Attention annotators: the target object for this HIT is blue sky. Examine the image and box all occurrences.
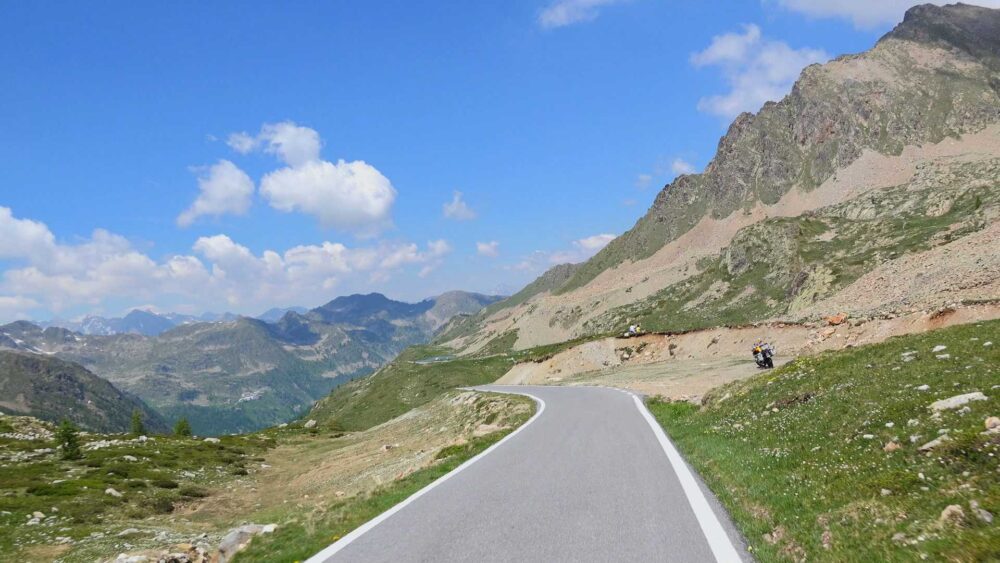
[0,0,966,321]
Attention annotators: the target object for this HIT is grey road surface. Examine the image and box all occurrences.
[310,385,749,563]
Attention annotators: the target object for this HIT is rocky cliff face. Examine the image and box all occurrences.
[443,3,1000,352]
[560,3,1000,294]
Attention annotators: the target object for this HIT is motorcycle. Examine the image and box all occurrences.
[753,342,775,369]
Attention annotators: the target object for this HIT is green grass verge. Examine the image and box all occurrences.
[307,346,517,431]
[648,319,999,561]
[0,427,274,559]
[236,398,535,562]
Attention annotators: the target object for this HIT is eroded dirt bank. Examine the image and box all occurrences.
[496,303,1000,400]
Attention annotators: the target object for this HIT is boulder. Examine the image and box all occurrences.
[986,416,1000,430]
[826,313,848,326]
[918,435,949,452]
[217,523,277,563]
[938,504,966,528]
[203,437,221,444]
[929,392,987,411]
[304,420,317,429]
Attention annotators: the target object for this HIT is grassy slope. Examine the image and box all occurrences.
[596,174,997,334]
[0,351,168,434]
[307,345,516,431]
[0,421,274,561]
[236,395,534,562]
[649,320,999,561]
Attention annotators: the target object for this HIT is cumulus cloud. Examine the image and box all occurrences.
[574,233,616,252]
[226,132,258,154]
[691,24,828,119]
[671,158,695,175]
[538,0,628,28]
[177,160,255,227]
[442,191,477,221]
[260,159,397,235]
[230,121,396,235]
[0,296,40,323]
[0,206,450,317]
[774,0,1000,29]
[476,241,500,258]
[511,233,617,272]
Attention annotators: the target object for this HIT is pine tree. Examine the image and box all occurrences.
[57,420,81,460]
[173,417,192,437]
[131,409,145,436]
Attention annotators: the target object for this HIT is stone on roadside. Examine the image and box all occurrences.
[217,523,277,563]
[918,435,949,452]
[929,392,987,412]
[826,313,848,326]
[938,505,966,528]
[970,500,993,524]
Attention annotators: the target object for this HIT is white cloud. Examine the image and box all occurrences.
[260,159,397,235]
[442,191,477,221]
[476,241,500,257]
[226,132,258,154]
[227,121,396,234]
[634,173,653,189]
[691,24,828,119]
[671,158,695,175]
[380,239,451,269]
[258,122,322,167]
[513,233,616,270]
[0,206,55,260]
[177,160,255,227]
[774,0,1000,29]
[538,0,628,28]
[574,233,616,252]
[0,296,40,323]
[0,206,451,318]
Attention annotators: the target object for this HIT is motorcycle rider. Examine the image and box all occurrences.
[753,340,775,369]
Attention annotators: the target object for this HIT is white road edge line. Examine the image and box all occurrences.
[631,393,744,563]
[305,390,547,563]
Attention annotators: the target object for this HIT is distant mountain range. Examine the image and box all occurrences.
[0,349,167,434]
[42,309,241,336]
[1,291,501,435]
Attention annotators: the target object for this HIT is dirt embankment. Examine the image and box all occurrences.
[180,391,531,525]
[496,303,1000,400]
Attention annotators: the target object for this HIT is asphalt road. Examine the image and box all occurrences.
[309,385,749,563]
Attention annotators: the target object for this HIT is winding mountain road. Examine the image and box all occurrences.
[308,385,749,562]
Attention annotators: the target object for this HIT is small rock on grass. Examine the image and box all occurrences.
[929,392,987,412]
[938,505,965,528]
[105,487,123,498]
[970,501,993,524]
[918,435,949,452]
[883,441,901,453]
[304,419,317,429]
[986,416,1000,430]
